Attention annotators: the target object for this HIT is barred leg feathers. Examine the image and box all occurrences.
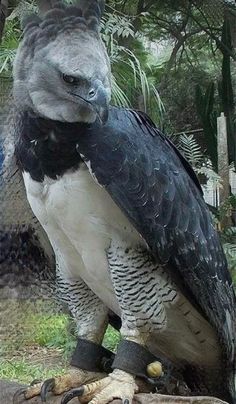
[14,275,110,403]
[56,274,109,343]
[107,243,178,336]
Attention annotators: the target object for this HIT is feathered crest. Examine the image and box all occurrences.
[36,0,104,28]
[78,0,105,20]
[21,0,105,44]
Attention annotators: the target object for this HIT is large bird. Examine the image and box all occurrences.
[2,0,235,403]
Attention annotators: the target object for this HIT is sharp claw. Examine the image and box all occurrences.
[13,388,27,404]
[40,378,56,402]
[30,379,41,386]
[123,400,130,404]
[61,387,84,404]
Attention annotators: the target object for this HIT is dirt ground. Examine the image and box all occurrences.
[0,298,68,384]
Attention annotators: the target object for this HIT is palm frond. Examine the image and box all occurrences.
[102,12,164,118]
[178,133,203,167]
[111,74,131,107]
[222,226,236,243]
[0,48,16,73]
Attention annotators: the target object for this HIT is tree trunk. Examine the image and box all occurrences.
[217,112,231,227]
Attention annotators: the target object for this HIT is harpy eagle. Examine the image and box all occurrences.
[2,0,235,403]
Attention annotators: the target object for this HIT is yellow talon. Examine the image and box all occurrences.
[146,361,163,378]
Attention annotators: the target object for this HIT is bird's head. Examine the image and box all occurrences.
[13,0,111,124]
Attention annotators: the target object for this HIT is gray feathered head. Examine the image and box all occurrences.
[13,0,111,123]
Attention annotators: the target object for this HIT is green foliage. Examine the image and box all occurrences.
[228,195,236,210]
[221,227,236,283]
[193,16,236,172]
[25,313,74,349]
[0,310,72,356]
[0,305,120,384]
[0,20,20,74]
[178,133,203,168]
[178,133,222,188]
[213,196,236,285]
[103,325,121,351]
[102,12,164,122]
[0,1,38,74]
[2,310,119,356]
[220,18,236,167]
[101,14,134,40]
[0,360,65,384]
[195,82,218,170]
[219,194,236,224]
[155,65,216,134]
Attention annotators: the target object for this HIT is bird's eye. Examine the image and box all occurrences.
[62,74,79,84]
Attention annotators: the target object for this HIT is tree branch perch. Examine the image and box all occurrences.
[0,380,228,404]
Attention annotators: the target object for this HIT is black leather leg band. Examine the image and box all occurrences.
[111,340,163,385]
[70,338,115,373]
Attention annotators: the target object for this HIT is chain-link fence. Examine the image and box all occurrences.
[0,75,12,170]
[0,74,12,101]
[0,74,12,121]
[0,3,235,397]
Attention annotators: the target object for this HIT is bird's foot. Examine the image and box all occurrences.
[13,368,105,403]
[61,369,138,404]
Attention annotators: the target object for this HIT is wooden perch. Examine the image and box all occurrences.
[0,380,228,404]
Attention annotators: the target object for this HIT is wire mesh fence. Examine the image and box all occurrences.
[0,75,12,172]
[0,75,11,105]
[0,74,12,125]
[0,2,235,396]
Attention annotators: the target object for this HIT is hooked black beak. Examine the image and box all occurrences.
[69,82,109,125]
[88,84,109,124]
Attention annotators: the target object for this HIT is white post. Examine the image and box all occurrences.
[217,112,230,227]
